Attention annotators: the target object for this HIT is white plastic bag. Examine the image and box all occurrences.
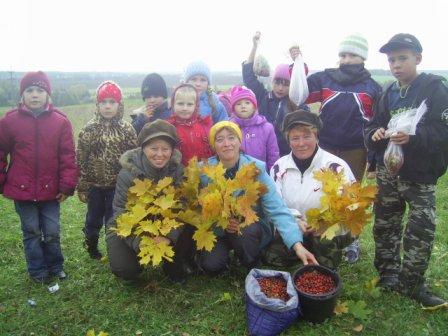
[289,54,309,107]
[383,101,427,175]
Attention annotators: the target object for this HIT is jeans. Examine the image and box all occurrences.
[14,200,64,278]
[84,187,115,240]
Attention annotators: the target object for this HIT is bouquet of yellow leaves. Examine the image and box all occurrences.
[115,176,184,266]
[305,168,377,241]
[178,158,267,252]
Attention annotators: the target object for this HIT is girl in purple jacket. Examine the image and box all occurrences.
[229,86,279,171]
[0,71,78,284]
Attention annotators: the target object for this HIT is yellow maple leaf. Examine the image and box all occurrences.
[203,163,226,184]
[314,168,344,194]
[116,213,138,237]
[153,193,176,210]
[334,301,349,315]
[129,178,152,196]
[86,330,95,336]
[200,189,223,221]
[131,203,149,222]
[153,176,173,194]
[98,332,109,336]
[138,236,174,266]
[158,218,181,236]
[137,219,159,236]
[321,224,340,240]
[193,226,217,251]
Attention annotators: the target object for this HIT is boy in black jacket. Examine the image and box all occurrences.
[365,33,448,309]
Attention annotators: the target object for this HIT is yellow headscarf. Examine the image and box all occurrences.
[208,121,242,150]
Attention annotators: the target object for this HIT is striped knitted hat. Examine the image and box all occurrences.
[339,34,369,60]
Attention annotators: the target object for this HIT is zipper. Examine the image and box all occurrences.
[34,116,39,201]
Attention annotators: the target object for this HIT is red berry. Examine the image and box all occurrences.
[257,277,290,302]
[295,270,336,295]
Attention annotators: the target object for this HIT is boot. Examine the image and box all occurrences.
[400,283,448,310]
[84,236,103,260]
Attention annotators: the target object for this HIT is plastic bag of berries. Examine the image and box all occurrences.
[245,268,301,336]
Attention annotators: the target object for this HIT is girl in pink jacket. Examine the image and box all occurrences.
[0,71,78,283]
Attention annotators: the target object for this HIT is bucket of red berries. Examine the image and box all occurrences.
[292,265,342,323]
[245,269,301,336]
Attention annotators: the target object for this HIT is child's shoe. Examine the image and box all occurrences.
[31,274,51,284]
[402,284,448,310]
[84,237,103,260]
[344,239,360,264]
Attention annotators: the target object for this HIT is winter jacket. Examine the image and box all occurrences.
[242,62,309,156]
[204,154,303,249]
[76,104,137,197]
[364,73,448,184]
[230,113,279,171]
[106,148,184,251]
[168,114,213,166]
[270,147,355,220]
[131,102,172,136]
[290,63,381,151]
[0,103,78,201]
[199,91,228,124]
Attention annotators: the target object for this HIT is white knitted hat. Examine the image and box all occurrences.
[339,34,369,60]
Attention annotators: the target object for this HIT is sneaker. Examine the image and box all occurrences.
[31,275,51,284]
[403,284,448,310]
[377,276,399,291]
[344,239,360,264]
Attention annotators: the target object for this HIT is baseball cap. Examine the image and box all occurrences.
[379,33,423,53]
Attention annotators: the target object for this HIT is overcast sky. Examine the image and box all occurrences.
[1,0,447,74]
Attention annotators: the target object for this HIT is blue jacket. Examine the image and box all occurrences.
[203,154,302,249]
[199,91,228,124]
[131,102,172,136]
[306,67,381,150]
[242,62,309,156]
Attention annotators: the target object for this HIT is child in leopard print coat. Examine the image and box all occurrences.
[77,81,137,259]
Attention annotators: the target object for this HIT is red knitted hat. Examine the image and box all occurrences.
[20,71,51,96]
[97,81,122,103]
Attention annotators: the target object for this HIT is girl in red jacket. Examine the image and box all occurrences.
[0,71,78,284]
[168,84,213,166]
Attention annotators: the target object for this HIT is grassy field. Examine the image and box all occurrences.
[0,99,447,335]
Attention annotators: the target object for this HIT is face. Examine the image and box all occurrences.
[272,79,290,99]
[173,90,196,120]
[233,99,255,119]
[289,47,301,61]
[288,126,318,160]
[143,138,173,168]
[187,75,208,95]
[214,128,241,165]
[98,98,119,119]
[387,49,421,86]
[145,96,165,110]
[339,52,364,65]
[22,86,48,110]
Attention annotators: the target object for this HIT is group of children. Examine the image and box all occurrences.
[1,32,447,309]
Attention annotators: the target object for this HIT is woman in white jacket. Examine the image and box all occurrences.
[268,110,355,268]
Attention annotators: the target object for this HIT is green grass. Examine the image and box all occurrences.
[0,98,447,335]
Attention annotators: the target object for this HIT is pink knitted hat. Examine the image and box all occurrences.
[230,86,258,111]
[273,64,291,81]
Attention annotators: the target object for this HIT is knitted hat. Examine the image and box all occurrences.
[20,71,51,96]
[96,81,122,103]
[339,34,369,60]
[273,64,291,81]
[282,110,322,133]
[138,119,179,148]
[184,61,212,83]
[209,121,242,150]
[141,73,168,99]
[379,33,422,54]
[229,86,258,112]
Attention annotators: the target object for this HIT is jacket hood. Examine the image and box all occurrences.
[119,147,182,180]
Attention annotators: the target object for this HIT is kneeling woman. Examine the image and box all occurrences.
[270,111,355,268]
[198,121,317,273]
[106,120,191,282]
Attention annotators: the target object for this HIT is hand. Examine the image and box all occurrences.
[226,217,240,234]
[253,31,261,47]
[145,104,155,118]
[56,193,68,203]
[297,219,315,236]
[293,242,319,265]
[78,192,88,203]
[290,48,302,61]
[372,127,386,142]
[390,131,410,145]
[152,236,171,245]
